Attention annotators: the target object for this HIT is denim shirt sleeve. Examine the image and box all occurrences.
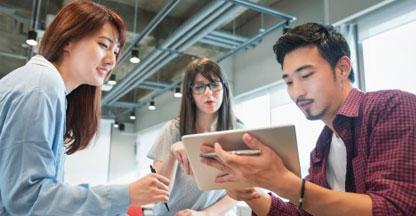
[0,88,130,215]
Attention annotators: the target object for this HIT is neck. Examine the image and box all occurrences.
[196,111,217,133]
[322,83,353,131]
[54,61,80,93]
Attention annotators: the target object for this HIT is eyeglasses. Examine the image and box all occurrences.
[191,82,223,95]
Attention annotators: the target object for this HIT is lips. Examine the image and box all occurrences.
[97,67,110,77]
[205,100,215,106]
[296,99,313,110]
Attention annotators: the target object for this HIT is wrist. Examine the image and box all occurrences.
[270,172,301,203]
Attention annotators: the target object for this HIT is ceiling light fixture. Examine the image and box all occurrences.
[129,111,136,120]
[119,123,125,131]
[108,74,117,85]
[26,30,38,46]
[129,47,140,64]
[174,86,182,98]
[148,99,156,111]
[129,0,140,64]
[113,121,120,128]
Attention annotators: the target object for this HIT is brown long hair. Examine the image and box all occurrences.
[179,57,237,136]
[39,0,126,154]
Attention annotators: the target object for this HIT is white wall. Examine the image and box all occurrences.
[135,122,166,178]
[64,119,112,186]
[108,123,138,184]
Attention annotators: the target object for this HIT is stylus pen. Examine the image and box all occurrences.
[149,165,170,212]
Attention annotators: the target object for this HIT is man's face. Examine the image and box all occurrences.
[281,46,346,123]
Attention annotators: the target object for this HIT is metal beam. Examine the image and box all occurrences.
[217,20,288,62]
[199,38,235,49]
[115,0,180,69]
[111,101,139,109]
[209,30,248,43]
[0,5,31,25]
[102,0,233,105]
[203,34,241,47]
[139,81,170,90]
[225,0,296,21]
[0,51,27,60]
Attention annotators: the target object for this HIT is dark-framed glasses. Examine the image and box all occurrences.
[191,82,223,94]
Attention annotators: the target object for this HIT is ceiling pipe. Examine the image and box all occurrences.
[225,0,296,21]
[199,38,236,49]
[139,81,170,90]
[106,2,240,106]
[218,20,289,62]
[203,34,242,47]
[209,30,248,43]
[104,0,297,117]
[102,0,230,105]
[115,0,180,68]
[112,4,246,116]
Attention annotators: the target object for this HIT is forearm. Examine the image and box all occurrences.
[246,193,272,216]
[204,195,237,216]
[153,152,177,180]
[274,177,372,216]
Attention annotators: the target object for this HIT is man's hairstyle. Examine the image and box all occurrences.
[273,22,354,82]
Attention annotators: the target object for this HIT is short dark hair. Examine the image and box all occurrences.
[273,22,354,82]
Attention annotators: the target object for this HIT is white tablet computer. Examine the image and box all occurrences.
[182,125,300,190]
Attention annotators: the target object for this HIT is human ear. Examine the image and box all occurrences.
[336,56,351,80]
[63,41,73,53]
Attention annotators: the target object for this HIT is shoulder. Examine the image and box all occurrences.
[362,90,416,122]
[157,118,180,139]
[163,118,180,132]
[364,90,416,109]
[0,62,66,100]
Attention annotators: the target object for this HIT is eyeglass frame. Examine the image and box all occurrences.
[190,81,224,95]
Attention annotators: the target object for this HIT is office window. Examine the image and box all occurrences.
[362,13,416,94]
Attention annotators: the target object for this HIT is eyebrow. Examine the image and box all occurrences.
[98,36,121,47]
[281,65,314,79]
[98,36,114,43]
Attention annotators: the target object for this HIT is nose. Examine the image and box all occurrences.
[104,50,117,69]
[291,80,306,99]
[203,85,214,95]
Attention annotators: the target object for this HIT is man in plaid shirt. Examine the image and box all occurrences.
[201,22,416,215]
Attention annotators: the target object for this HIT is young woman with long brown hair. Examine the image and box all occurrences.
[0,1,169,215]
[147,57,241,216]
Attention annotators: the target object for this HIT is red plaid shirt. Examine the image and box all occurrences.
[258,89,416,215]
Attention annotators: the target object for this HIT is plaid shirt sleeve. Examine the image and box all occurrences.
[251,193,312,216]
[365,92,416,215]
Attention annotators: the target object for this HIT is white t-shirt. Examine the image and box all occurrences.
[326,133,347,191]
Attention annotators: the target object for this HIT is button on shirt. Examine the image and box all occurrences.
[257,89,416,216]
[0,55,129,215]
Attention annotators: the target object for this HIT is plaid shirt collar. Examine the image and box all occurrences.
[313,88,363,163]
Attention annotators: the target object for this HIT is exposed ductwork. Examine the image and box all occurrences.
[102,0,296,117]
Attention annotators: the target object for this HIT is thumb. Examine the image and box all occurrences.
[242,133,266,150]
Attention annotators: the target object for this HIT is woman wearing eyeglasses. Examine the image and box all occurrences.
[147,57,241,216]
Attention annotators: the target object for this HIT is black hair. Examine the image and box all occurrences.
[273,22,354,82]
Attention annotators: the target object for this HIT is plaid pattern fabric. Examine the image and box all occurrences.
[256,89,416,216]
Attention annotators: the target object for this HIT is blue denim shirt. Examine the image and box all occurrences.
[0,55,129,215]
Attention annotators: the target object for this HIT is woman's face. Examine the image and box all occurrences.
[191,73,224,115]
[63,22,120,88]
